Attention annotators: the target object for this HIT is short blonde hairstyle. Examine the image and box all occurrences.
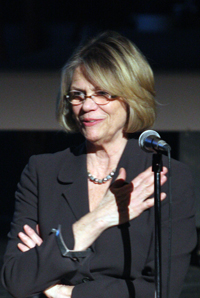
[57,31,156,133]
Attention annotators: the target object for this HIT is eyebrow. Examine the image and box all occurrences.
[70,88,85,92]
[70,86,102,92]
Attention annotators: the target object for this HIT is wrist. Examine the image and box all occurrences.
[52,225,92,259]
[72,210,108,251]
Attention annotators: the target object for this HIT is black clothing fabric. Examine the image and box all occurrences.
[1,138,197,298]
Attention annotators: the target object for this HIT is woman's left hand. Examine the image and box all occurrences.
[17,224,43,251]
[44,284,74,298]
[17,225,74,298]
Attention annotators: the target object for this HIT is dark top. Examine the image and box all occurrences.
[1,138,197,298]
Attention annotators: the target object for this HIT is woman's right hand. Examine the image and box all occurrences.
[72,166,167,251]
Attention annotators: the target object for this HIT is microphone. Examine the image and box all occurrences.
[138,130,171,153]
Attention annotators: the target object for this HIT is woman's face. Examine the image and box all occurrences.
[71,67,128,146]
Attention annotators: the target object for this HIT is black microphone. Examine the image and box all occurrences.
[138,130,171,153]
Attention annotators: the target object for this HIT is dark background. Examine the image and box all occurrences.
[0,0,200,71]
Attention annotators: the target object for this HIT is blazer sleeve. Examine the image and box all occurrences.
[1,156,90,298]
[71,161,197,298]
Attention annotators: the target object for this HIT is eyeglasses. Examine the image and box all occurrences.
[65,90,117,106]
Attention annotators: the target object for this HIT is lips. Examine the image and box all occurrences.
[81,118,103,126]
[84,120,95,123]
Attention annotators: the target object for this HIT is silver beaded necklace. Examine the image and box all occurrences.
[87,169,116,184]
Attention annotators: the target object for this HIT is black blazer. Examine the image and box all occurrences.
[1,138,197,298]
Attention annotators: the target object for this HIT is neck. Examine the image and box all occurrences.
[86,136,128,178]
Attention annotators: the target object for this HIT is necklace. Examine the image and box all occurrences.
[87,169,116,184]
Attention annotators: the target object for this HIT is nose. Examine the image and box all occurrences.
[81,96,98,111]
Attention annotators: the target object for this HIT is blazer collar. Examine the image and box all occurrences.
[58,142,87,184]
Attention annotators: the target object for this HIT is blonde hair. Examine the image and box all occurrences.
[57,31,156,133]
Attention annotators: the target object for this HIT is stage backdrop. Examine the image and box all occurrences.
[0,72,200,131]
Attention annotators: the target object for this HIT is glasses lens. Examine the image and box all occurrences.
[93,91,112,105]
[68,91,84,105]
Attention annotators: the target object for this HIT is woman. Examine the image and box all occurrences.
[2,31,196,298]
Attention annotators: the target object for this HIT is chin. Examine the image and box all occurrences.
[83,132,104,144]
[82,129,101,141]
[85,136,103,145]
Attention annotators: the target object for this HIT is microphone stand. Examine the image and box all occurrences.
[152,153,163,298]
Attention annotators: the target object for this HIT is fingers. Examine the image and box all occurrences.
[113,166,167,192]
[135,166,167,181]
[17,225,43,252]
[142,192,167,210]
[110,168,133,201]
[132,166,151,188]
[126,167,168,220]
[132,166,167,191]
[112,166,167,210]
[44,284,74,298]
[17,242,30,252]
[118,168,126,180]
[18,230,37,250]
[112,167,127,188]
[36,224,40,235]
[23,225,43,246]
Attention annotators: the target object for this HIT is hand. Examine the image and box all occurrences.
[98,166,168,227]
[72,166,167,251]
[44,284,74,298]
[17,224,43,252]
[17,225,74,298]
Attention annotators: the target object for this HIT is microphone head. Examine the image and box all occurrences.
[138,130,161,152]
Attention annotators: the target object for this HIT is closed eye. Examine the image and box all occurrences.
[95,90,110,96]
[70,90,85,98]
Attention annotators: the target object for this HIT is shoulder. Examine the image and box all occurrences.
[126,136,193,183]
[162,155,194,186]
[30,147,70,165]
[26,142,86,175]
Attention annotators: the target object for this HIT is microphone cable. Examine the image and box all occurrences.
[166,147,172,298]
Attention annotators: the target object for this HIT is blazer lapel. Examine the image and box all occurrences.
[57,143,89,220]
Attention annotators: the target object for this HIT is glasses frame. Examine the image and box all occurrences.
[65,90,117,106]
